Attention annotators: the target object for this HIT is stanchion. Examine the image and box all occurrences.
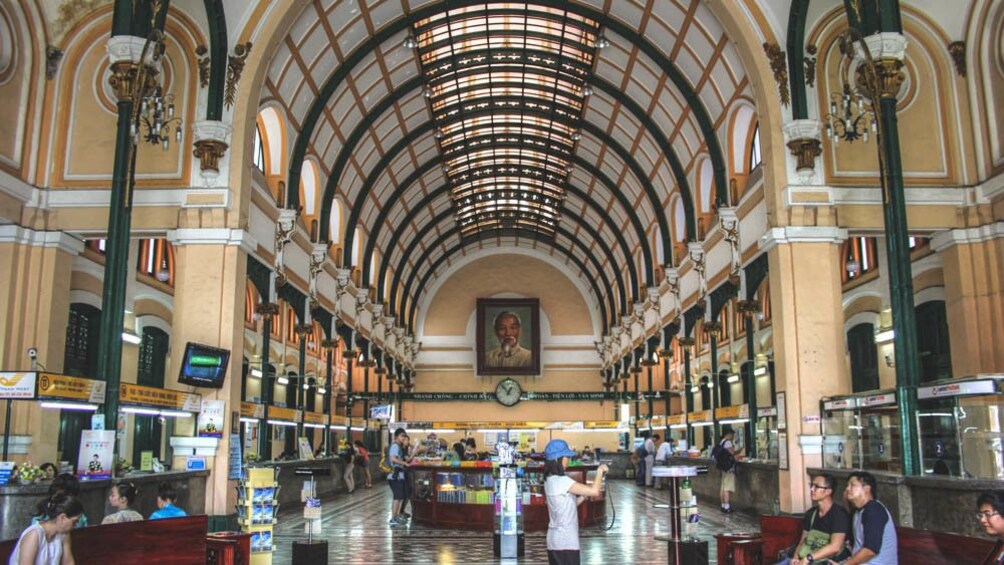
[292,467,329,564]
[652,466,709,565]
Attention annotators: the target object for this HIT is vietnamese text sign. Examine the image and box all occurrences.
[228,433,242,480]
[0,372,36,399]
[37,373,105,403]
[303,411,327,426]
[240,402,265,419]
[268,405,301,422]
[120,383,201,412]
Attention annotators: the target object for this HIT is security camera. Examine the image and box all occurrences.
[27,347,38,360]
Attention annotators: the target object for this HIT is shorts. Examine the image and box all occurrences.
[388,478,407,500]
[721,470,735,492]
[548,550,581,565]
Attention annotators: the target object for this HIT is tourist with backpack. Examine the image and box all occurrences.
[387,428,411,526]
[713,427,741,513]
[632,440,648,487]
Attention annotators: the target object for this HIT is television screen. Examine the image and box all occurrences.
[370,404,393,420]
[178,342,231,388]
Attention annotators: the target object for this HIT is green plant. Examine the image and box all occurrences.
[114,458,133,476]
[14,461,44,483]
[244,452,261,464]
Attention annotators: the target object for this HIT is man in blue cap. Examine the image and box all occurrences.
[543,439,608,565]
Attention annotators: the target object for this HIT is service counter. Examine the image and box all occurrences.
[409,463,607,532]
[665,455,779,515]
[263,457,377,505]
[0,469,208,542]
[807,466,1003,537]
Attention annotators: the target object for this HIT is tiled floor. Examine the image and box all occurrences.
[272,480,759,564]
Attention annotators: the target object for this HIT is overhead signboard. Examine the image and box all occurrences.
[0,372,37,399]
[918,379,999,399]
[303,411,328,426]
[268,406,301,422]
[860,392,896,407]
[240,402,265,419]
[37,373,105,403]
[667,414,687,427]
[823,398,858,411]
[350,391,619,402]
[120,383,201,412]
[687,410,711,423]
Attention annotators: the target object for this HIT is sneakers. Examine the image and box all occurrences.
[720,506,733,514]
[399,512,411,519]
[388,518,401,526]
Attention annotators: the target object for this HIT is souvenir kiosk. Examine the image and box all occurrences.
[916,374,1004,479]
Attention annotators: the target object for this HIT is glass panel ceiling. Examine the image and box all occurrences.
[413,3,601,237]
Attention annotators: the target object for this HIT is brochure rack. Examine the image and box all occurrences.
[237,467,280,565]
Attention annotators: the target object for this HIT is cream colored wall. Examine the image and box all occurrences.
[0,3,29,173]
[421,254,592,336]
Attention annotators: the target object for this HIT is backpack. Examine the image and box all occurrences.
[634,444,648,459]
[713,440,735,471]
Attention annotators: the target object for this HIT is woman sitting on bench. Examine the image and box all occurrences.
[8,493,82,565]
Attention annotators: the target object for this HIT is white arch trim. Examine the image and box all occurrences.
[136,315,173,337]
[914,286,946,306]
[415,246,602,337]
[844,311,880,334]
[841,289,883,310]
[69,290,101,310]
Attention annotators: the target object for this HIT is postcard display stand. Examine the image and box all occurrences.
[493,443,524,558]
[237,467,280,565]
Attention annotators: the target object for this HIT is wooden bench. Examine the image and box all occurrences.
[759,514,996,564]
[0,515,207,565]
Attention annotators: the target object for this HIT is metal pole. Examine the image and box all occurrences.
[710,333,720,446]
[297,336,306,450]
[647,365,654,420]
[2,399,11,460]
[683,344,693,448]
[260,315,272,460]
[744,313,757,459]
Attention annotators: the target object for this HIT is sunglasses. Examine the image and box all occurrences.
[808,483,831,491]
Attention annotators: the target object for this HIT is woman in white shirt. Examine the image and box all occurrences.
[542,439,608,565]
[9,493,81,565]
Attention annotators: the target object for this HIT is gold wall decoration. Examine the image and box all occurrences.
[192,139,228,172]
[786,138,822,173]
[195,45,210,88]
[804,44,817,88]
[224,41,253,109]
[947,41,966,77]
[763,42,790,106]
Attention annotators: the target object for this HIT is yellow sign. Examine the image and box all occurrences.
[650,415,666,428]
[303,411,327,425]
[714,404,750,420]
[328,414,349,427]
[0,371,37,399]
[667,413,686,426]
[688,410,711,422]
[119,383,201,411]
[268,406,300,422]
[583,421,622,429]
[636,418,650,429]
[140,451,153,472]
[240,402,265,419]
[37,373,105,403]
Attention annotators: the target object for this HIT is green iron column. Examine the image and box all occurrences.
[741,304,758,459]
[709,329,720,446]
[849,0,920,475]
[258,309,274,460]
[296,327,307,446]
[99,1,170,433]
[681,338,695,447]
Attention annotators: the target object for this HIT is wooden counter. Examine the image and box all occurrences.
[408,463,607,532]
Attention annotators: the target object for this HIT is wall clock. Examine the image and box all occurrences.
[494,378,522,407]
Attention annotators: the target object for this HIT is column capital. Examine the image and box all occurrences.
[783,119,822,142]
[859,32,908,62]
[930,222,1004,252]
[0,225,85,255]
[758,226,848,253]
[166,228,257,254]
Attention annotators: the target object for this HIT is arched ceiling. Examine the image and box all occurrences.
[263,0,754,335]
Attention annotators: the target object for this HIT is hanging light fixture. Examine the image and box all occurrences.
[155,252,170,282]
[402,35,418,49]
[595,35,610,49]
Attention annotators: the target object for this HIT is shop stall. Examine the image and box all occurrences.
[1,372,106,460]
[754,406,779,462]
[666,413,688,449]
[687,409,713,453]
[410,461,606,531]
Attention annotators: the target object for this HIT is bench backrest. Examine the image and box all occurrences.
[759,513,996,565]
[0,515,207,565]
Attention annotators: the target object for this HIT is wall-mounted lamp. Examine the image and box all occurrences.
[753,366,768,377]
[885,353,895,368]
[875,329,895,344]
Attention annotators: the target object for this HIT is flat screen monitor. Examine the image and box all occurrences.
[178,342,230,388]
[370,404,393,420]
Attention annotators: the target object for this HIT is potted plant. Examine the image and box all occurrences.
[14,461,44,485]
[114,458,133,478]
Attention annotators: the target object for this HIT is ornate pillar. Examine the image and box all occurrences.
[931,223,1004,375]
[192,120,232,185]
[784,119,823,182]
[760,226,851,513]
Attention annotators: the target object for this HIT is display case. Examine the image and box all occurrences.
[821,389,900,472]
[917,375,1004,479]
[754,407,779,462]
[409,463,605,532]
[494,464,524,558]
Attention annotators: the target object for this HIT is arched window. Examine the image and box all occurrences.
[253,124,265,173]
[841,237,879,283]
[329,201,343,244]
[847,323,879,392]
[134,327,168,467]
[748,123,762,171]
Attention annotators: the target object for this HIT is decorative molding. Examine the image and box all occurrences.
[26,187,230,209]
[758,226,848,252]
[787,139,822,175]
[165,228,258,254]
[804,44,817,88]
[783,185,975,208]
[224,42,252,109]
[195,45,210,88]
[947,41,966,78]
[273,209,298,288]
[0,225,85,255]
[930,222,1004,252]
[859,32,908,62]
[763,42,790,106]
[169,436,219,457]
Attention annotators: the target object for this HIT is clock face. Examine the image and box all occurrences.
[494,378,522,407]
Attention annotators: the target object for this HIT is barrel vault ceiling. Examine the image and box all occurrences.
[262,0,753,332]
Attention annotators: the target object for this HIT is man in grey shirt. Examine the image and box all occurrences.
[843,471,898,564]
